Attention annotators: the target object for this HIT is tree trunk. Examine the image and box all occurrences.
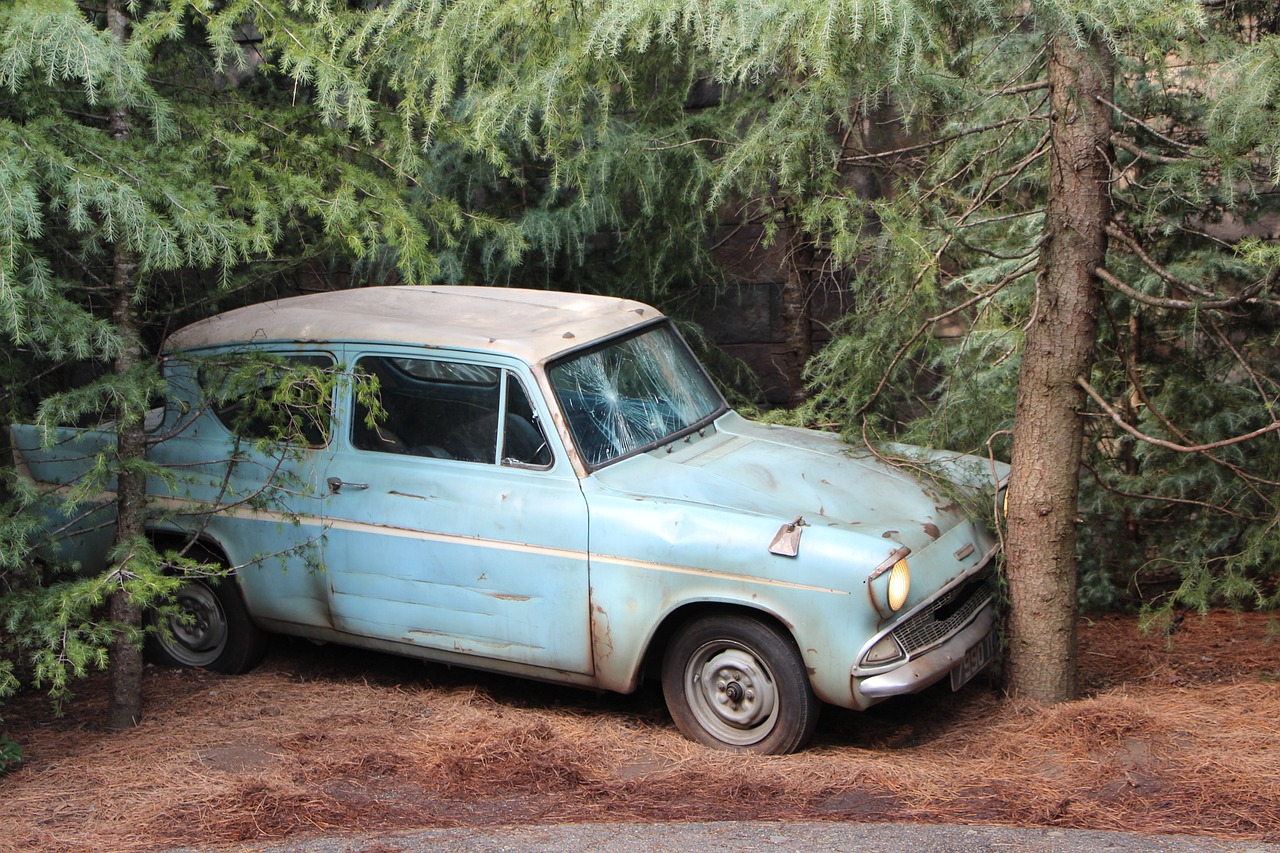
[105,0,146,731]
[1003,32,1113,703]
[106,240,146,730]
[779,225,815,407]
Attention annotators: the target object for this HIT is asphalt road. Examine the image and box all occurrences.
[164,821,1279,852]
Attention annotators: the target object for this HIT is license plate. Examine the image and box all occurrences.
[950,629,997,691]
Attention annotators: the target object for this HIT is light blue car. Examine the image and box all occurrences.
[12,286,1007,754]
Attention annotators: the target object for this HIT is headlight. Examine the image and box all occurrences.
[868,547,911,618]
[888,558,910,611]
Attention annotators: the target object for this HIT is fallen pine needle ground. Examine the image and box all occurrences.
[1,610,1277,852]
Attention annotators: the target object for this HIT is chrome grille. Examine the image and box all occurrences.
[891,573,992,656]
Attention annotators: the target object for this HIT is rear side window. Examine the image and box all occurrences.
[198,353,337,447]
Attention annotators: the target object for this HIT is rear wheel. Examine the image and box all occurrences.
[662,613,819,754]
[145,573,266,674]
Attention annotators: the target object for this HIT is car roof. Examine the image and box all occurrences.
[163,286,662,364]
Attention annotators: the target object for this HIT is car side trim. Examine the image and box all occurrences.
[152,495,851,596]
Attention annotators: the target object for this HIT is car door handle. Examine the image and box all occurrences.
[327,476,369,494]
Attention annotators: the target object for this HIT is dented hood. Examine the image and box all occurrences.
[589,412,987,554]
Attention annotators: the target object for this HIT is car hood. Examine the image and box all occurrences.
[589,412,999,555]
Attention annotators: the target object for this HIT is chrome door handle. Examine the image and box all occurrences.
[327,476,369,494]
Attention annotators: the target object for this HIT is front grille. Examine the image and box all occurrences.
[890,572,992,657]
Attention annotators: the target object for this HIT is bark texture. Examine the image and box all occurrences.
[106,240,146,731]
[1004,33,1114,703]
[105,0,146,731]
[779,226,815,407]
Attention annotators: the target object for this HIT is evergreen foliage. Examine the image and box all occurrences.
[784,4,1280,618]
[0,0,434,726]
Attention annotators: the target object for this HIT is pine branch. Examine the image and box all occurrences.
[1207,317,1278,405]
[1094,265,1269,310]
[838,117,1039,166]
[1078,375,1280,453]
[1101,303,1277,498]
[1105,223,1223,298]
[988,81,1049,96]
[855,257,1035,418]
[1110,133,1192,165]
[1080,458,1259,520]
[1095,94,1194,151]
[928,123,1049,211]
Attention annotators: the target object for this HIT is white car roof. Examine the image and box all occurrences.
[163,286,662,364]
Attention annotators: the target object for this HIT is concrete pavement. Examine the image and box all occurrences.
[163,820,1280,852]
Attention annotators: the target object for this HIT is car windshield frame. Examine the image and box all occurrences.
[547,320,728,470]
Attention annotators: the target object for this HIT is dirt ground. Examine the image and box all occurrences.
[1,610,1278,852]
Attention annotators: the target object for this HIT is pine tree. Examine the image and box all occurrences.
[794,2,1280,697]
[0,0,434,726]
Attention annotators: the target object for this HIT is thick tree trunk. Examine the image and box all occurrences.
[1003,33,1113,703]
[105,0,146,731]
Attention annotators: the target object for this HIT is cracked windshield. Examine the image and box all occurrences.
[548,323,723,468]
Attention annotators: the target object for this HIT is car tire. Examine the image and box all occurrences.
[662,613,819,754]
[145,574,267,674]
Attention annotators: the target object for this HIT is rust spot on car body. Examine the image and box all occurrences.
[923,522,941,540]
[591,601,614,662]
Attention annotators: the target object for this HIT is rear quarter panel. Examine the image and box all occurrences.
[10,424,119,572]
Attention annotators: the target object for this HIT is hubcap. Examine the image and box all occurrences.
[160,582,228,666]
[686,644,778,746]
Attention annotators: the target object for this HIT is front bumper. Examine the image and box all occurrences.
[853,597,997,704]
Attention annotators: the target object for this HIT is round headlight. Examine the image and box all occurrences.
[868,547,912,618]
[888,558,910,612]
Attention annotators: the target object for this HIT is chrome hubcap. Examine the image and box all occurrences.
[687,644,778,745]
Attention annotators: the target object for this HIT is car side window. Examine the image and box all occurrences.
[198,353,336,447]
[351,356,551,468]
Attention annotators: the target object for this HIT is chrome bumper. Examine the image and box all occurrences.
[853,599,997,702]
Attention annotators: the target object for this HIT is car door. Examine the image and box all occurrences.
[152,348,340,630]
[321,349,594,675]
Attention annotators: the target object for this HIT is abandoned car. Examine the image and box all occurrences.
[12,286,1007,754]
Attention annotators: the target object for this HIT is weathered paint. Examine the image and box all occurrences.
[12,286,1007,716]
[162,286,655,367]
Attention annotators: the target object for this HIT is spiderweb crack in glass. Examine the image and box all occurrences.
[549,324,722,467]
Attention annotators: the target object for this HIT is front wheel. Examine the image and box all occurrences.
[662,613,819,754]
[145,575,267,674]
